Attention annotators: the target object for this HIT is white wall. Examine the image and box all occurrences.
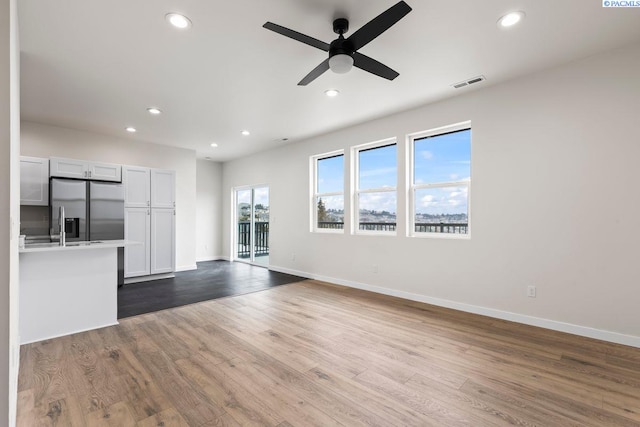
[196,159,223,261]
[20,122,198,271]
[222,43,640,346]
[2,0,20,424]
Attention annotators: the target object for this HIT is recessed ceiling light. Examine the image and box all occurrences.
[325,89,340,97]
[147,107,162,115]
[498,11,525,28]
[210,143,218,148]
[241,130,251,136]
[125,127,137,133]
[205,157,212,160]
[165,13,192,29]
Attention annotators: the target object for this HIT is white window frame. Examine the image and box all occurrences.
[408,121,471,239]
[351,138,398,236]
[311,150,345,233]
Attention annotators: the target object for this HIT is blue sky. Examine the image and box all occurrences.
[316,129,470,215]
[317,154,344,194]
[414,129,471,185]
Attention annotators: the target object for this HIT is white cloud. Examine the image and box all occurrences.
[359,167,397,178]
[421,151,434,160]
[419,194,436,208]
[359,192,397,212]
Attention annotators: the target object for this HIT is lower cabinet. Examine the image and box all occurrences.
[125,207,175,279]
[124,208,150,277]
[151,208,176,274]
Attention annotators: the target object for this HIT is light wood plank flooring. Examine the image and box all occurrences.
[17,280,640,426]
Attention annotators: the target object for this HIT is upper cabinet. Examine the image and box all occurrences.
[151,169,175,208]
[49,157,86,179]
[89,162,122,182]
[50,157,121,182]
[123,166,150,208]
[20,156,49,206]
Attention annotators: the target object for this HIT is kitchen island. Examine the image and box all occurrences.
[19,240,130,344]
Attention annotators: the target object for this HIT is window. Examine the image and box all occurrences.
[409,123,471,237]
[312,151,344,232]
[353,139,397,234]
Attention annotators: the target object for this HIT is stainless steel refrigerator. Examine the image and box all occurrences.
[50,178,125,284]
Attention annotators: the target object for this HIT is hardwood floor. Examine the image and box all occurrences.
[118,261,305,318]
[18,280,640,426]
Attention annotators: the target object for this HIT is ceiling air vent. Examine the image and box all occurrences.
[452,75,486,89]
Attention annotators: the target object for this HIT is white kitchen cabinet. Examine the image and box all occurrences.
[50,157,86,179]
[20,156,49,206]
[124,168,176,281]
[89,161,122,182]
[124,207,151,278]
[150,208,175,274]
[50,157,121,182]
[151,169,175,208]
[123,166,150,208]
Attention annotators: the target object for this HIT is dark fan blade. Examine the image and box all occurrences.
[298,59,330,86]
[263,22,330,52]
[353,52,399,80]
[347,1,412,52]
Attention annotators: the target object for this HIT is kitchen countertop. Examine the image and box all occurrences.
[19,239,134,253]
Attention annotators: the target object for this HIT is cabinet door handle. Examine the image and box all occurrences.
[173,210,175,216]
[147,210,150,215]
[147,200,150,206]
[89,170,92,178]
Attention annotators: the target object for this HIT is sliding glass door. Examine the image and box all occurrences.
[235,186,269,267]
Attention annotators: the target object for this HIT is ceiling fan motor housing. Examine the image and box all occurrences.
[329,37,354,58]
[330,19,353,59]
[333,18,349,35]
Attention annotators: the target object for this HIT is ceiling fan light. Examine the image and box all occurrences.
[329,54,354,74]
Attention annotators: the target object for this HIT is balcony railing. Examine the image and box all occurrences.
[238,221,468,257]
[318,222,468,234]
[237,221,269,258]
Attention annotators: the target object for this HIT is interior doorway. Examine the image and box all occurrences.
[235,186,269,267]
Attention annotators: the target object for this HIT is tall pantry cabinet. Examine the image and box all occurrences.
[123,166,176,280]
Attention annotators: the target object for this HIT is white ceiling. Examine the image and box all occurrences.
[18,1,640,161]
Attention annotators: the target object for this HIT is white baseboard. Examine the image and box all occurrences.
[20,321,119,345]
[176,264,197,272]
[269,265,640,349]
[196,256,227,262]
[124,273,175,284]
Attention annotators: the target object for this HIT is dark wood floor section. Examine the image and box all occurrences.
[117,260,305,318]
[19,280,640,426]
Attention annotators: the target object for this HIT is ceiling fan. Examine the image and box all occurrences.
[263,1,412,86]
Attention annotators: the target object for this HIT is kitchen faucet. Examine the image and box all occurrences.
[59,205,66,246]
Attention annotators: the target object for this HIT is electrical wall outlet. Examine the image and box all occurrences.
[291,253,296,262]
[372,264,378,274]
[527,286,537,298]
